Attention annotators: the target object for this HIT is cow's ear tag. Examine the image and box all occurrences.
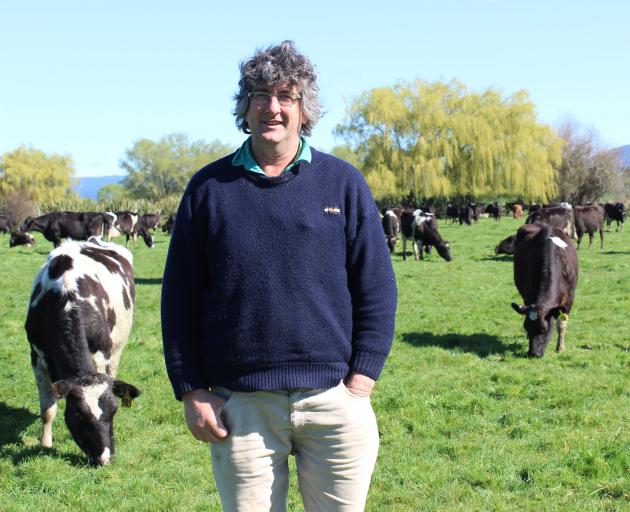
[122,389,133,407]
[559,313,569,322]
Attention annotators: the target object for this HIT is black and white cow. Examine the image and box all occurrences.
[511,223,578,357]
[25,238,140,466]
[525,205,576,240]
[400,209,452,261]
[140,213,160,231]
[20,212,112,248]
[381,209,400,253]
[108,211,154,248]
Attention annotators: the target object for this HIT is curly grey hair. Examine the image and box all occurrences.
[233,40,322,137]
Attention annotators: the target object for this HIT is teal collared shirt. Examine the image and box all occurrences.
[231,137,312,175]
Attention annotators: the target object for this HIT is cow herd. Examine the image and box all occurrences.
[0,210,177,249]
[382,200,627,357]
[2,197,625,467]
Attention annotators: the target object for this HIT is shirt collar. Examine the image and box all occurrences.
[231,137,311,175]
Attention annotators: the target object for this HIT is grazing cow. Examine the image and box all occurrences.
[0,214,11,235]
[446,204,459,223]
[472,203,485,221]
[511,223,578,357]
[512,204,523,219]
[573,204,605,249]
[25,238,140,466]
[162,213,176,235]
[109,212,154,248]
[603,202,626,232]
[525,206,576,240]
[10,232,36,247]
[458,205,474,225]
[400,209,451,261]
[140,213,160,231]
[381,209,399,253]
[485,202,501,221]
[495,234,515,255]
[20,212,112,248]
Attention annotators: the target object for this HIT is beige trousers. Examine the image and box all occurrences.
[210,380,380,512]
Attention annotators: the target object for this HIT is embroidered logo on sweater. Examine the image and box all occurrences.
[323,206,341,215]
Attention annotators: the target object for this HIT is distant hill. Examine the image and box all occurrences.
[74,175,124,199]
[612,145,630,168]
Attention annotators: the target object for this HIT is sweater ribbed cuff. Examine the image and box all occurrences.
[349,350,388,381]
[167,366,208,401]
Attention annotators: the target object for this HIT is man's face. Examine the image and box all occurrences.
[245,82,303,151]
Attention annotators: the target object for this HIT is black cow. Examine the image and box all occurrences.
[400,209,451,261]
[573,204,605,249]
[511,223,578,357]
[25,238,140,466]
[495,234,515,255]
[446,204,459,223]
[10,232,36,247]
[0,214,11,235]
[108,211,154,248]
[20,212,112,248]
[603,202,626,232]
[525,206,576,240]
[458,205,474,225]
[162,213,176,235]
[485,202,501,221]
[472,203,485,221]
[381,209,400,254]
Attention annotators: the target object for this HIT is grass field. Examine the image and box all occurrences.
[0,217,628,511]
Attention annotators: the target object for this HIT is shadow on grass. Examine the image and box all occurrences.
[1,444,86,467]
[0,402,87,467]
[135,277,162,285]
[480,255,513,262]
[0,402,38,447]
[602,251,630,255]
[402,331,523,357]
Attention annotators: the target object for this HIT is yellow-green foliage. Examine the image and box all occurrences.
[336,80,562,201]
[120,133,235,200]
[0,146,76,203]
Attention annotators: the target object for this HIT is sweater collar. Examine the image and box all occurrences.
[231,136,312,175]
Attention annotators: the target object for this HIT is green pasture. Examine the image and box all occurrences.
[0,217,628,511]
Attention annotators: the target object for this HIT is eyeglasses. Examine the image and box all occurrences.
[247,91,302,107]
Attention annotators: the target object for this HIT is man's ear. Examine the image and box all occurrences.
[511,303,527,315]
[51,380,73,400]
[112,380,141,407]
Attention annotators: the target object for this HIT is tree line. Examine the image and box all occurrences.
[1,79,627,223]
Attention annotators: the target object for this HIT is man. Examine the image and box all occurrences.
[162,41,397,511]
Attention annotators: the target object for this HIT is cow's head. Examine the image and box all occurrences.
[511,303,565,357]
[10,232,36,247]
[19,217,34,233]
[52,373,140,466]
[138,227,154,248]
[436,241,452,262]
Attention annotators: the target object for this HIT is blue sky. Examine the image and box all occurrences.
[1,1,628,177]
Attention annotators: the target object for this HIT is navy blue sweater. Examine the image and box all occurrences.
[161,148,397,400]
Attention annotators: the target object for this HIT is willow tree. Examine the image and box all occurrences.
[120,133,235,199]
[335,80,561,202]
[0,146,76,204]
